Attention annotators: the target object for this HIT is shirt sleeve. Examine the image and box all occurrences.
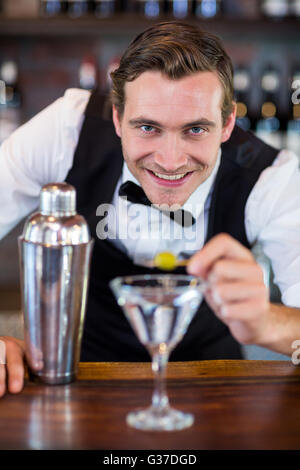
[245,149,300,308]
[0,88,90,240]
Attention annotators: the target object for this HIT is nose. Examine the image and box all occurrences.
[153,133,188,172]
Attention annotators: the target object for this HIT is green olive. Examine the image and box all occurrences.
[154,252,177,271]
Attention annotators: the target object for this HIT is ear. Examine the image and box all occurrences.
[112,105,122,138]
[221,102,237,143]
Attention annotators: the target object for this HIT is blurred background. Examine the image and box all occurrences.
[0,0,299,358]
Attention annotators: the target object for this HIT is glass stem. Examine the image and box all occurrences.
[151,347,169,411]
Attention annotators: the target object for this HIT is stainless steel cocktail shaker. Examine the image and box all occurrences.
[18,183,94,384]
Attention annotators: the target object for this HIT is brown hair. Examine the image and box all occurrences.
[110,21,234,126]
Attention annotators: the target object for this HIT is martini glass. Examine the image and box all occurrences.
[110,274,205,431]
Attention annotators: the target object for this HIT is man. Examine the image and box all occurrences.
[0,21,300,398]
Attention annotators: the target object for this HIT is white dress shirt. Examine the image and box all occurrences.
[0,88,300,308]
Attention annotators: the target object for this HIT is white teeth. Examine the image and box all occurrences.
[153,172,187,180]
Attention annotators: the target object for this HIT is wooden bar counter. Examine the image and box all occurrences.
[0,360,300,450]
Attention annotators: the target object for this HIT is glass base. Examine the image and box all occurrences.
[28,369,76,385]
[126,406,194,431]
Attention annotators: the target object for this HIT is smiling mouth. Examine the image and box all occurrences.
[145,169,194,187]
[149,170,191,181]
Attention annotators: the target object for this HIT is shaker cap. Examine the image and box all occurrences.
[40,183,76,216]
[21,182,90,245]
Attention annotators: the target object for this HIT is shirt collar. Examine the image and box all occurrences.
[122,162,140,187]
[121,148,222,220]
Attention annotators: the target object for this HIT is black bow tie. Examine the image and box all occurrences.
[118,181,195,228]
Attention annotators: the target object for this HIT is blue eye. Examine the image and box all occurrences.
[190,127,203,135]
[141,125,154,133]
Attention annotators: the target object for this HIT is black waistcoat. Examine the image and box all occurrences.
[65,90,279,362]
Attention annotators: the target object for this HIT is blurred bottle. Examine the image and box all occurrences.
[166,0,193,19]
[286,67,300,159]
[0,61,21,109]
[136,0,162,17]
[0,61,21,145]
[222,0,259,18]
[79,56,98,90]
[233,66,253,132]
[4,0,40,17]
[66,0,90,17]
[105,56,120,90]
[261,0,289,19]
[255,66,283,149]
[94,0,117,16]
[290,0,300,18]
[195,0,222,18]
[100,57,120,120]
[40,0,65,16]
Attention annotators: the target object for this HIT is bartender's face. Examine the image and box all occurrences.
[112,70,236,207]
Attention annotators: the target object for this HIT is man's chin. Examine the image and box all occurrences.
[144,191,189,209]
[140,168,199,207]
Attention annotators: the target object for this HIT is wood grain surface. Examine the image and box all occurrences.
[1,360,300,450]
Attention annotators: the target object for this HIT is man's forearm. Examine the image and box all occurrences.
[257,303,300,357]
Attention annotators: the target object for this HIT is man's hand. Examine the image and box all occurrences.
[0,336,25,398]
[187,233,271,346]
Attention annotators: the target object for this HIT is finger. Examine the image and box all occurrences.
[0,338,7,397]
[207,259,265,284]
[210,281,268,305]
[0,364,6,398]
[5,340,25,394]
[187,233,254,278]
[221,298,269,321]
[26,343,44,371]
[24,331,43,370]
[204,287,224,320]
